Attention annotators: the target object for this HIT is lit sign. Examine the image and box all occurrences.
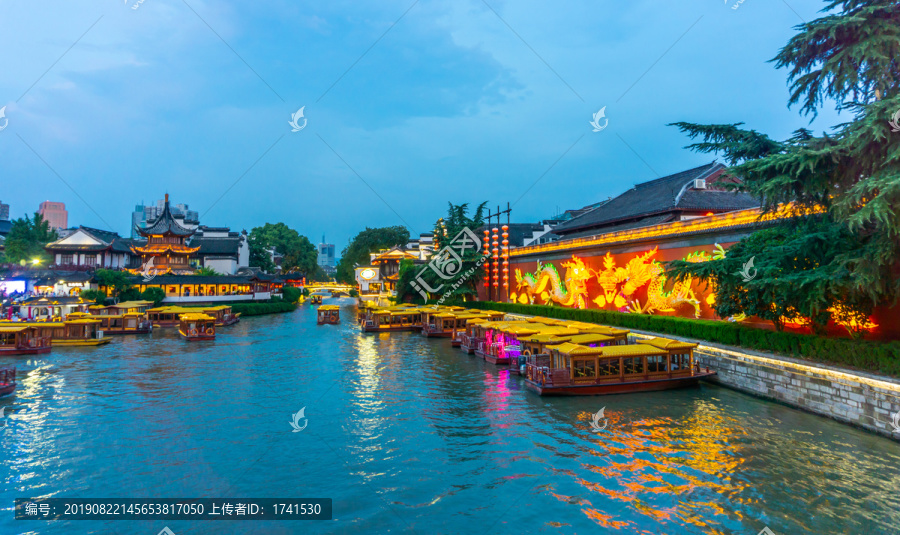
[360,268,376,280]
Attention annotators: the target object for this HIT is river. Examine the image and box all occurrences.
[2,300,899,534]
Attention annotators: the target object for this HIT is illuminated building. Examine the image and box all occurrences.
[130,194,200,276]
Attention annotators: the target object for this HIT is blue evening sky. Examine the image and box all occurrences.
[1,0,842,254]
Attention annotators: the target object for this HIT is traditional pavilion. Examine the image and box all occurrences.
[130,194,200,276]
[370,246,419,294]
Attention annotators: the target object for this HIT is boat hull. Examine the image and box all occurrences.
[484,354,510,365]
[51,338,111,346]
[178,330,215,341]
[524,372,717,396]
[0,346,51,356]
[0,383,15,397]
[363,325,421,333]
[104,327,153,334]
[450,340,461,348]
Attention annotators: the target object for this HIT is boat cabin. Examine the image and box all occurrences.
[201,305,241,326]
[179,313,216,341]
[525,337,712,396]
[423,312,460,337]
[317,305,340,325]
[363,308,423,333]
[85,310,152,334]
[0,325,51,355]
[147,306,198,327]
[19,318,109,346]
[310,295,323,305]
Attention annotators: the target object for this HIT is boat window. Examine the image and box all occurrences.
[623,357,643,375]
[647,355,668,372]
[598,358,618,376]
[573,359,596,379]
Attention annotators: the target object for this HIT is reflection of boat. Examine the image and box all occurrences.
[12,318,110,346]
[524,337,715,396]
[317,305,340,325]
[178,313,216,341]
[0,367,15,397]
[0,325,51,355]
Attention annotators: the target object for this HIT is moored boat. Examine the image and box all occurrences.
[0,325,51,355]
[178,313,216,341]
[13,318,110,346]
[524,337,715,396]
[317,305,340,325]
[201,305,241,326]
[362,307,423,333]
[0,366,16,397]
[146,306,199,328]
[310,295,323,305]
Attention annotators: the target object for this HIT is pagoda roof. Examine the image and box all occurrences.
[137,195,195,237]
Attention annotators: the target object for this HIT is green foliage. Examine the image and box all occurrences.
[464,301,900,377]
[668,218,870,333]
[119,287,143,302]
[394,258,426,304]
[141,287,166,306]
[281,286,303,303]
[668,0,900,318]
[231,301,297,316]
[335,226,410,284]
[348,289,359,297]
[3,213,57,265]
[248,223,318,275]
[194,266,221,276]
[407,202,488,303]
[80,289,107,305]
[93,269,135,299]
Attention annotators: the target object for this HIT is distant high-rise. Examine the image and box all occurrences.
[318,235,336,274]
[38,201,67,230]
[0,200,9,221]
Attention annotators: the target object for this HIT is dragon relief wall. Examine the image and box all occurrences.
[508,244,734,320]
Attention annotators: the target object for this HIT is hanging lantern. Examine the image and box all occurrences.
[483,230,491,288]
[492,227,500,287]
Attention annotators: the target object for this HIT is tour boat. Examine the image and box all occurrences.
[0,325,51,355]
[178,313,216,341]
[201,305,241,326]
[0,367,16,397]
[471,321,533,359]
[81,311,152,334]
[317,305,340,325]
[14,318,110,346]
[146,306,198,328]
[524,337,715,396]
[310,295,323,305]
[363,308,423,333]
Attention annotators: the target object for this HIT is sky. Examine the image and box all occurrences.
[1,0,844,256]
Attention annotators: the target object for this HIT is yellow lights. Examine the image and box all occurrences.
[511,205,823,257]
[32,259,41,265]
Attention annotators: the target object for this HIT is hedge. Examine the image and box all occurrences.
[461,301,900,377]
[231,301,298,316]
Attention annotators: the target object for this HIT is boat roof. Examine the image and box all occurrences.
[0,325,33,333]
[319,305,340,311]
[520,332,573,343]
[579,326,631,336]
[202,305,232,311]
[600,344,668,357]
[108,300,154,308]
[180,313,215,321]
[547,342,606,356]
[148,306,200,313]
[638,337,698,350]
[566,333,615,344]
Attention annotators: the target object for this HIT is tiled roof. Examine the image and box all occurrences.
[553,162,759,236]
[191,237,241,256]
[138,197,195,237]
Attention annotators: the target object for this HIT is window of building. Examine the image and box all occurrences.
[83,256,97,266]
[60,254,73,265]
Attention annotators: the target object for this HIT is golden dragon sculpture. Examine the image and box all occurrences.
[514,256,591,309]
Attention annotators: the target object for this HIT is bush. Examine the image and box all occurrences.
[141,287,166,306]
[464,301,900,377]
[232,301,297,316]
[282,286,303,303]
[119,287,142,302]
[349,289,359,297]
[80,289,107,305]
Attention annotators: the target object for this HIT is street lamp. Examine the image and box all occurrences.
[31,259,41,265]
